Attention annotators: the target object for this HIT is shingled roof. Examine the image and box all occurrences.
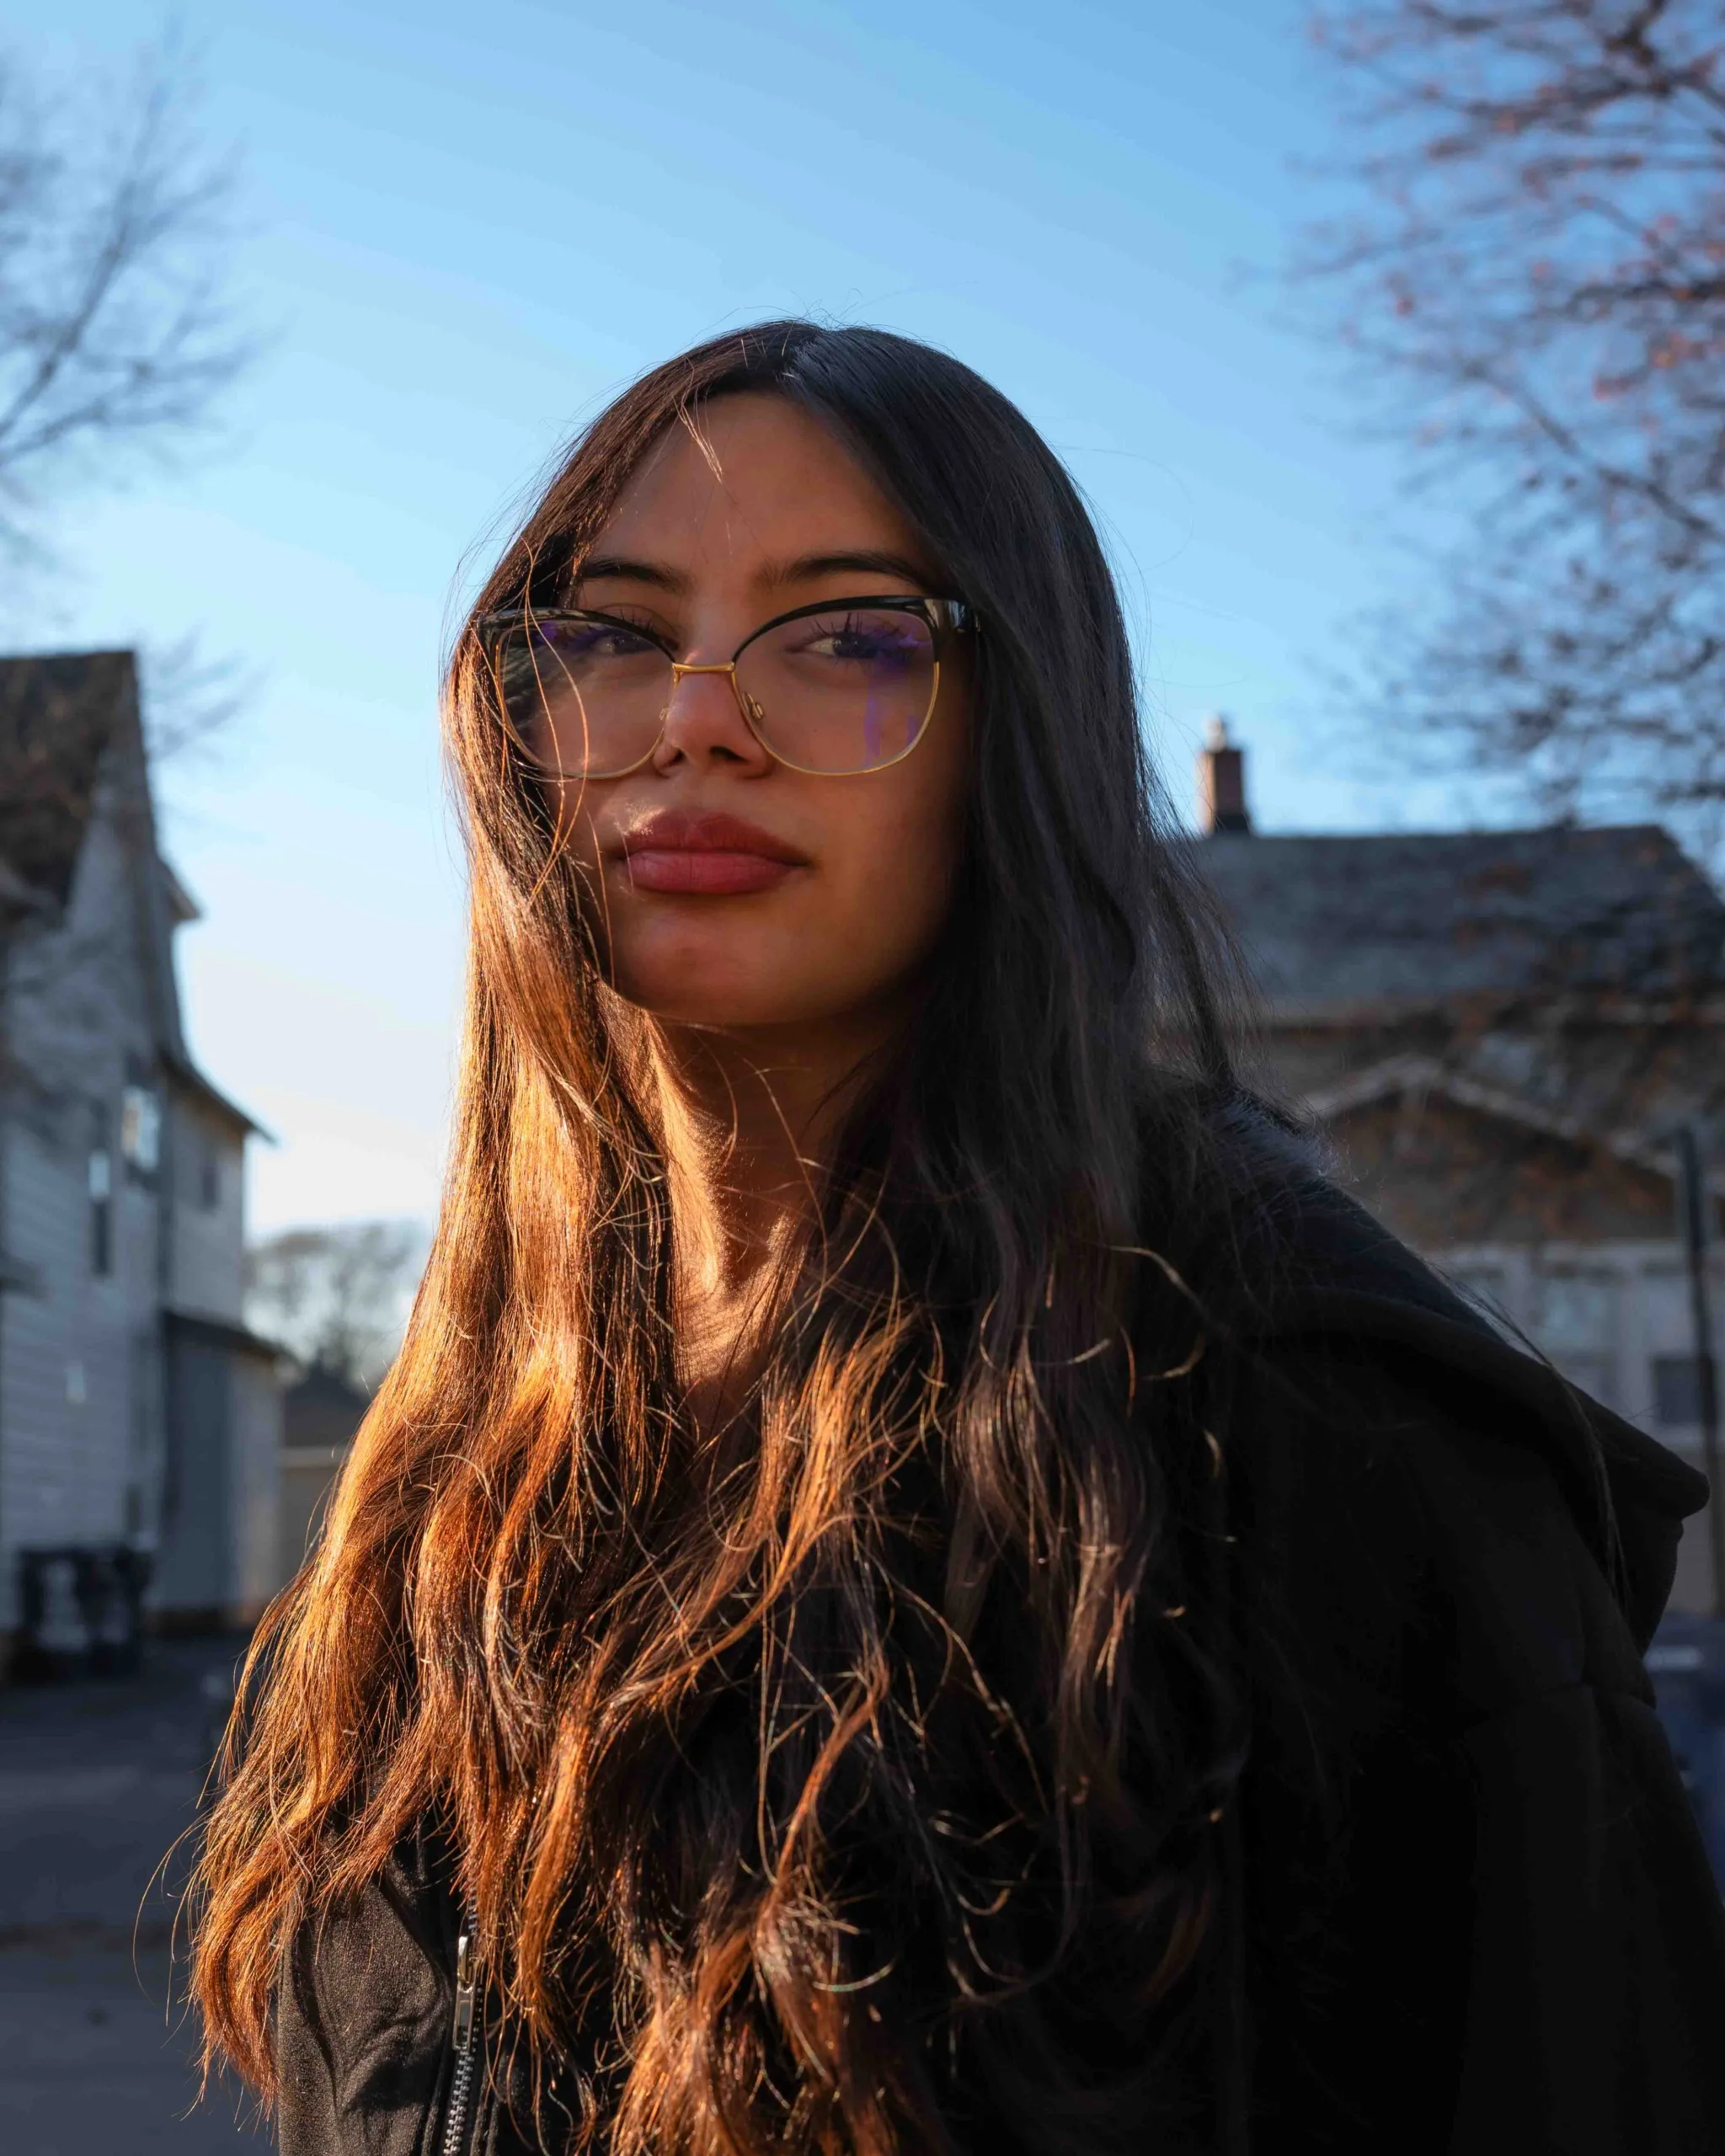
[0,649,141,909]
[0,647,264,1135]
[1194,825,1725,1012]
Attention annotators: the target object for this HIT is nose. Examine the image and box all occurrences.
[650,663,773,775]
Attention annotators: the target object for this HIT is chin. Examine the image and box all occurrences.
[630,990,836,1034]
[607,958,814,1032]
[608,923,813,1026]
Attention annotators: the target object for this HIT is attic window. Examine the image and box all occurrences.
[120,1085,161,1176]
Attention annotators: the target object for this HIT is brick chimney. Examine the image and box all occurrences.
[1196,714,1251,835]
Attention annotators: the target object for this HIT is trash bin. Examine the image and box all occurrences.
[11,1544,152,1682]
[1649,1614,1725,1892]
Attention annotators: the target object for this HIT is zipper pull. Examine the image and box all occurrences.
[451,1927,477,2057]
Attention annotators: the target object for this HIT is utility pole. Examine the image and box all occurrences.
[0,894,28,1587]
[1675,1125,1723,1621]
[0,915,9,1587]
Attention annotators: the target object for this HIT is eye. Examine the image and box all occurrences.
[798,611,928,665]
[534,618,662,661]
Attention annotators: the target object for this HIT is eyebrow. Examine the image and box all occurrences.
[765,548,939,591]
[575,555,687,593]
[574,547,941,596]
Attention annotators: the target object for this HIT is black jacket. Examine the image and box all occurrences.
[273,1182,1725,2154]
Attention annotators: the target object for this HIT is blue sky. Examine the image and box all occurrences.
[6,0,1456,1230]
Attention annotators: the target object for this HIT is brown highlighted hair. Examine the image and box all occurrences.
[192,321,1247,2154]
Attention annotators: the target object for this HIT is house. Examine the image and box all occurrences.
[1192,721,1725,1614]
[0,650,283,1657]
[278,1362,370,1585]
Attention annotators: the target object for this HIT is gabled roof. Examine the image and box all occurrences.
[158,856,201,926]
[1303,1052,1725,1193]
[0,647,262,1136]
[168,1052,270,1140]
[1194,825,1725,1013]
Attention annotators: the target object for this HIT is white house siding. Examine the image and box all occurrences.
[1439,1240,1725,1617]
[160,1097,283,1620]
[0,680,280,1641]
[0,773,174,1632]
[168,1093,247,1324]
[9,787,159,1092]
[150,1318,286,1624]
[1637,1263,1724,1619]
[278,1449,338,1585]
[231,1352,284,1621]
[0,1123,140,1624]
[152,1320,232,1617]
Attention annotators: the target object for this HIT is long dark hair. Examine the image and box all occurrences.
[193,321,1251,2153]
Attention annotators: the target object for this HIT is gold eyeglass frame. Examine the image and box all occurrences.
[477,592,975,780]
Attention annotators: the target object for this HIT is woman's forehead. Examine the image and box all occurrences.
[589,394,925,588]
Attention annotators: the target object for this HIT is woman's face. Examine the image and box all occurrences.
[541,394,972,1039]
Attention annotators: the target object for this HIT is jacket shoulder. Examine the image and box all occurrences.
[277,1833,457,2156]
[1186,1128,1725,2148]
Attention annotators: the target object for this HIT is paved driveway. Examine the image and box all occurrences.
[0,1638,268,2154]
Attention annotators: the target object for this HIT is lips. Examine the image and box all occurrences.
[614,809,809,896]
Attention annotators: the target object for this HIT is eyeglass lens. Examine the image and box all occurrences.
[492,605,938,777]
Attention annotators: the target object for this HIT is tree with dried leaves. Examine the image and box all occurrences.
[1297,0,1725,825]
[0,35,250,573]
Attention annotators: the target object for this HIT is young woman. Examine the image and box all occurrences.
[193,323,1725,2155]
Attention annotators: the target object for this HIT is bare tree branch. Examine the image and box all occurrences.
[0,30,254,567]
[1295,0,1725,819]
[139,633,255,767]
[244,1223,430,1395]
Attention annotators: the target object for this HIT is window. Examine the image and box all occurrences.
[1533,1272,1616,1350]
[120,1084,161,1177]
[1531,1272,1618,1407]
[88,1107,113,1278]
[1653,1355,1718,1429]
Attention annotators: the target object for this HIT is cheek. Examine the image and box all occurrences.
[822,760,969,981]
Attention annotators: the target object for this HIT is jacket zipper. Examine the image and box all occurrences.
[441,1912,479,2156]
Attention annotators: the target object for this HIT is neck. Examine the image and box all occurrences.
[633,1001,907,1418]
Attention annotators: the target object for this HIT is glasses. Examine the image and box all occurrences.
[477,593,974,779]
